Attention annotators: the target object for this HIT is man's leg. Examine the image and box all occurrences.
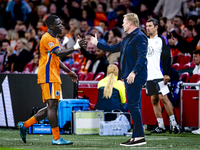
[47,99,73,145]
[47,99,60,140]
[18,106,48,143]
[150,95,166,133]
[158,94,181,134]
[121,78,146,146]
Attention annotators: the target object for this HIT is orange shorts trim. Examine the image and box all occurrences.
[40,82,61,103]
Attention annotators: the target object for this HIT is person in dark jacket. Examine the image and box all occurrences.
[91,13,147,147]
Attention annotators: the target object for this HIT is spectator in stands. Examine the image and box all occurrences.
[169,25,200,56]
[84,33,94,43]
[188,15,198,26]
[93,2,108,26]
[173,15,185,31]
[91,26,106,44]
[108,0,120,12]
[6,0,32,27]
[0,28,7,43]
[158,17,167,36]
[3,45,16,72]
[80,41,109,78]
[95,64,127,112]
[192,49,200,75]
[80,20,91,36]
[1,39,15,72]
[193,24,200,50]
[106,27,122,64]
[1,39,10,52]
[154,0,189,20]
[81,9,94,26]
[23,52,39,74]
[120,0,138,14]
[37,26,48,39]
[80,42,96,74]
[6,29,18,51]
[65,18,80,48]
[99,20,109,39]
[60,4,71,24]
[13,38,33,72]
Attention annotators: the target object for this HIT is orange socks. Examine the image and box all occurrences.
[51,127,61,140]
[24,116,38,128]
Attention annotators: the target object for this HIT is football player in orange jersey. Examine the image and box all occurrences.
[18,15,86,145]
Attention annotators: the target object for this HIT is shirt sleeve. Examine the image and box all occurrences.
[42,37,60,53]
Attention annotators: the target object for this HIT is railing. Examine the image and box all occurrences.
[79,81,200,128]
[180,83,200,128]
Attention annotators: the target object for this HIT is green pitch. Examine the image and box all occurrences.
[0,128,199,150]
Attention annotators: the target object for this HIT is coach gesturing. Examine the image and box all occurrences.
[91,13,148,147]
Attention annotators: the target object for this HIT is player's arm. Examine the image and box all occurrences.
[59,60,78,82]
[53,37,86,58]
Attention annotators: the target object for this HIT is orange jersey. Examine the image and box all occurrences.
[38,32,61,84]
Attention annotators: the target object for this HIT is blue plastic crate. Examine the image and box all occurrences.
[58,99,89,130]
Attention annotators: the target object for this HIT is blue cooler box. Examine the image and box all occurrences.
[29,124,51,134]
[58,99,89,130]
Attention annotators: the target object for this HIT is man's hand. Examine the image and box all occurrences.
[164,75,170,85]
[78,35,87,49]
[126,72,136,84]
[68,71,78,82]
[90,34,98,46]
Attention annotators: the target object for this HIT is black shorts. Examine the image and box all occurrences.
[146,78,167,96]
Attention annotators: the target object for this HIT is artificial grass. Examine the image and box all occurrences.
[0,128,199,150]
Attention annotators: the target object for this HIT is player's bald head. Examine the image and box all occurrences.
[45,15,59,28]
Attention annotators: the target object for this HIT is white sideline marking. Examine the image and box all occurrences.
[2,138,39,141]
[146,138,168,140]
[130,147,161,149]
[61,148,97,149]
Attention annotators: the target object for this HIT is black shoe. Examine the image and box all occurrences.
[120,139,132,146]
[151,127,166,133]
[172,124,181,134]
[123,138,146,147]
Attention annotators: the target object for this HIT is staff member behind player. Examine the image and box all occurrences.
[146,18,181,134]
[18,15,86,145]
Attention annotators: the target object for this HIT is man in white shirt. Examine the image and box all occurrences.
[146,18,181,134]
[192,49,200,75]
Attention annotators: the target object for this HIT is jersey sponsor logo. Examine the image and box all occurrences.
[48,42,54,48]
[147,46,154,57]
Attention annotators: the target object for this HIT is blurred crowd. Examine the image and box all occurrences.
[0,0,199,81]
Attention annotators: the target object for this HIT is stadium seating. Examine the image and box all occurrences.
[63,61,70,69]
[189,74,200,83]
[79,72,95,88]
[70,62,81,73]
[90,72,105,88]
[84,72,94,81]
[172,55,182,64]
[179,72,190,83]
[77,71,85,81]
[93,72,105,81]
[179,63,190,70]
[179,54,191,66]
[172,63,180,71]
[189,61,195,68]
